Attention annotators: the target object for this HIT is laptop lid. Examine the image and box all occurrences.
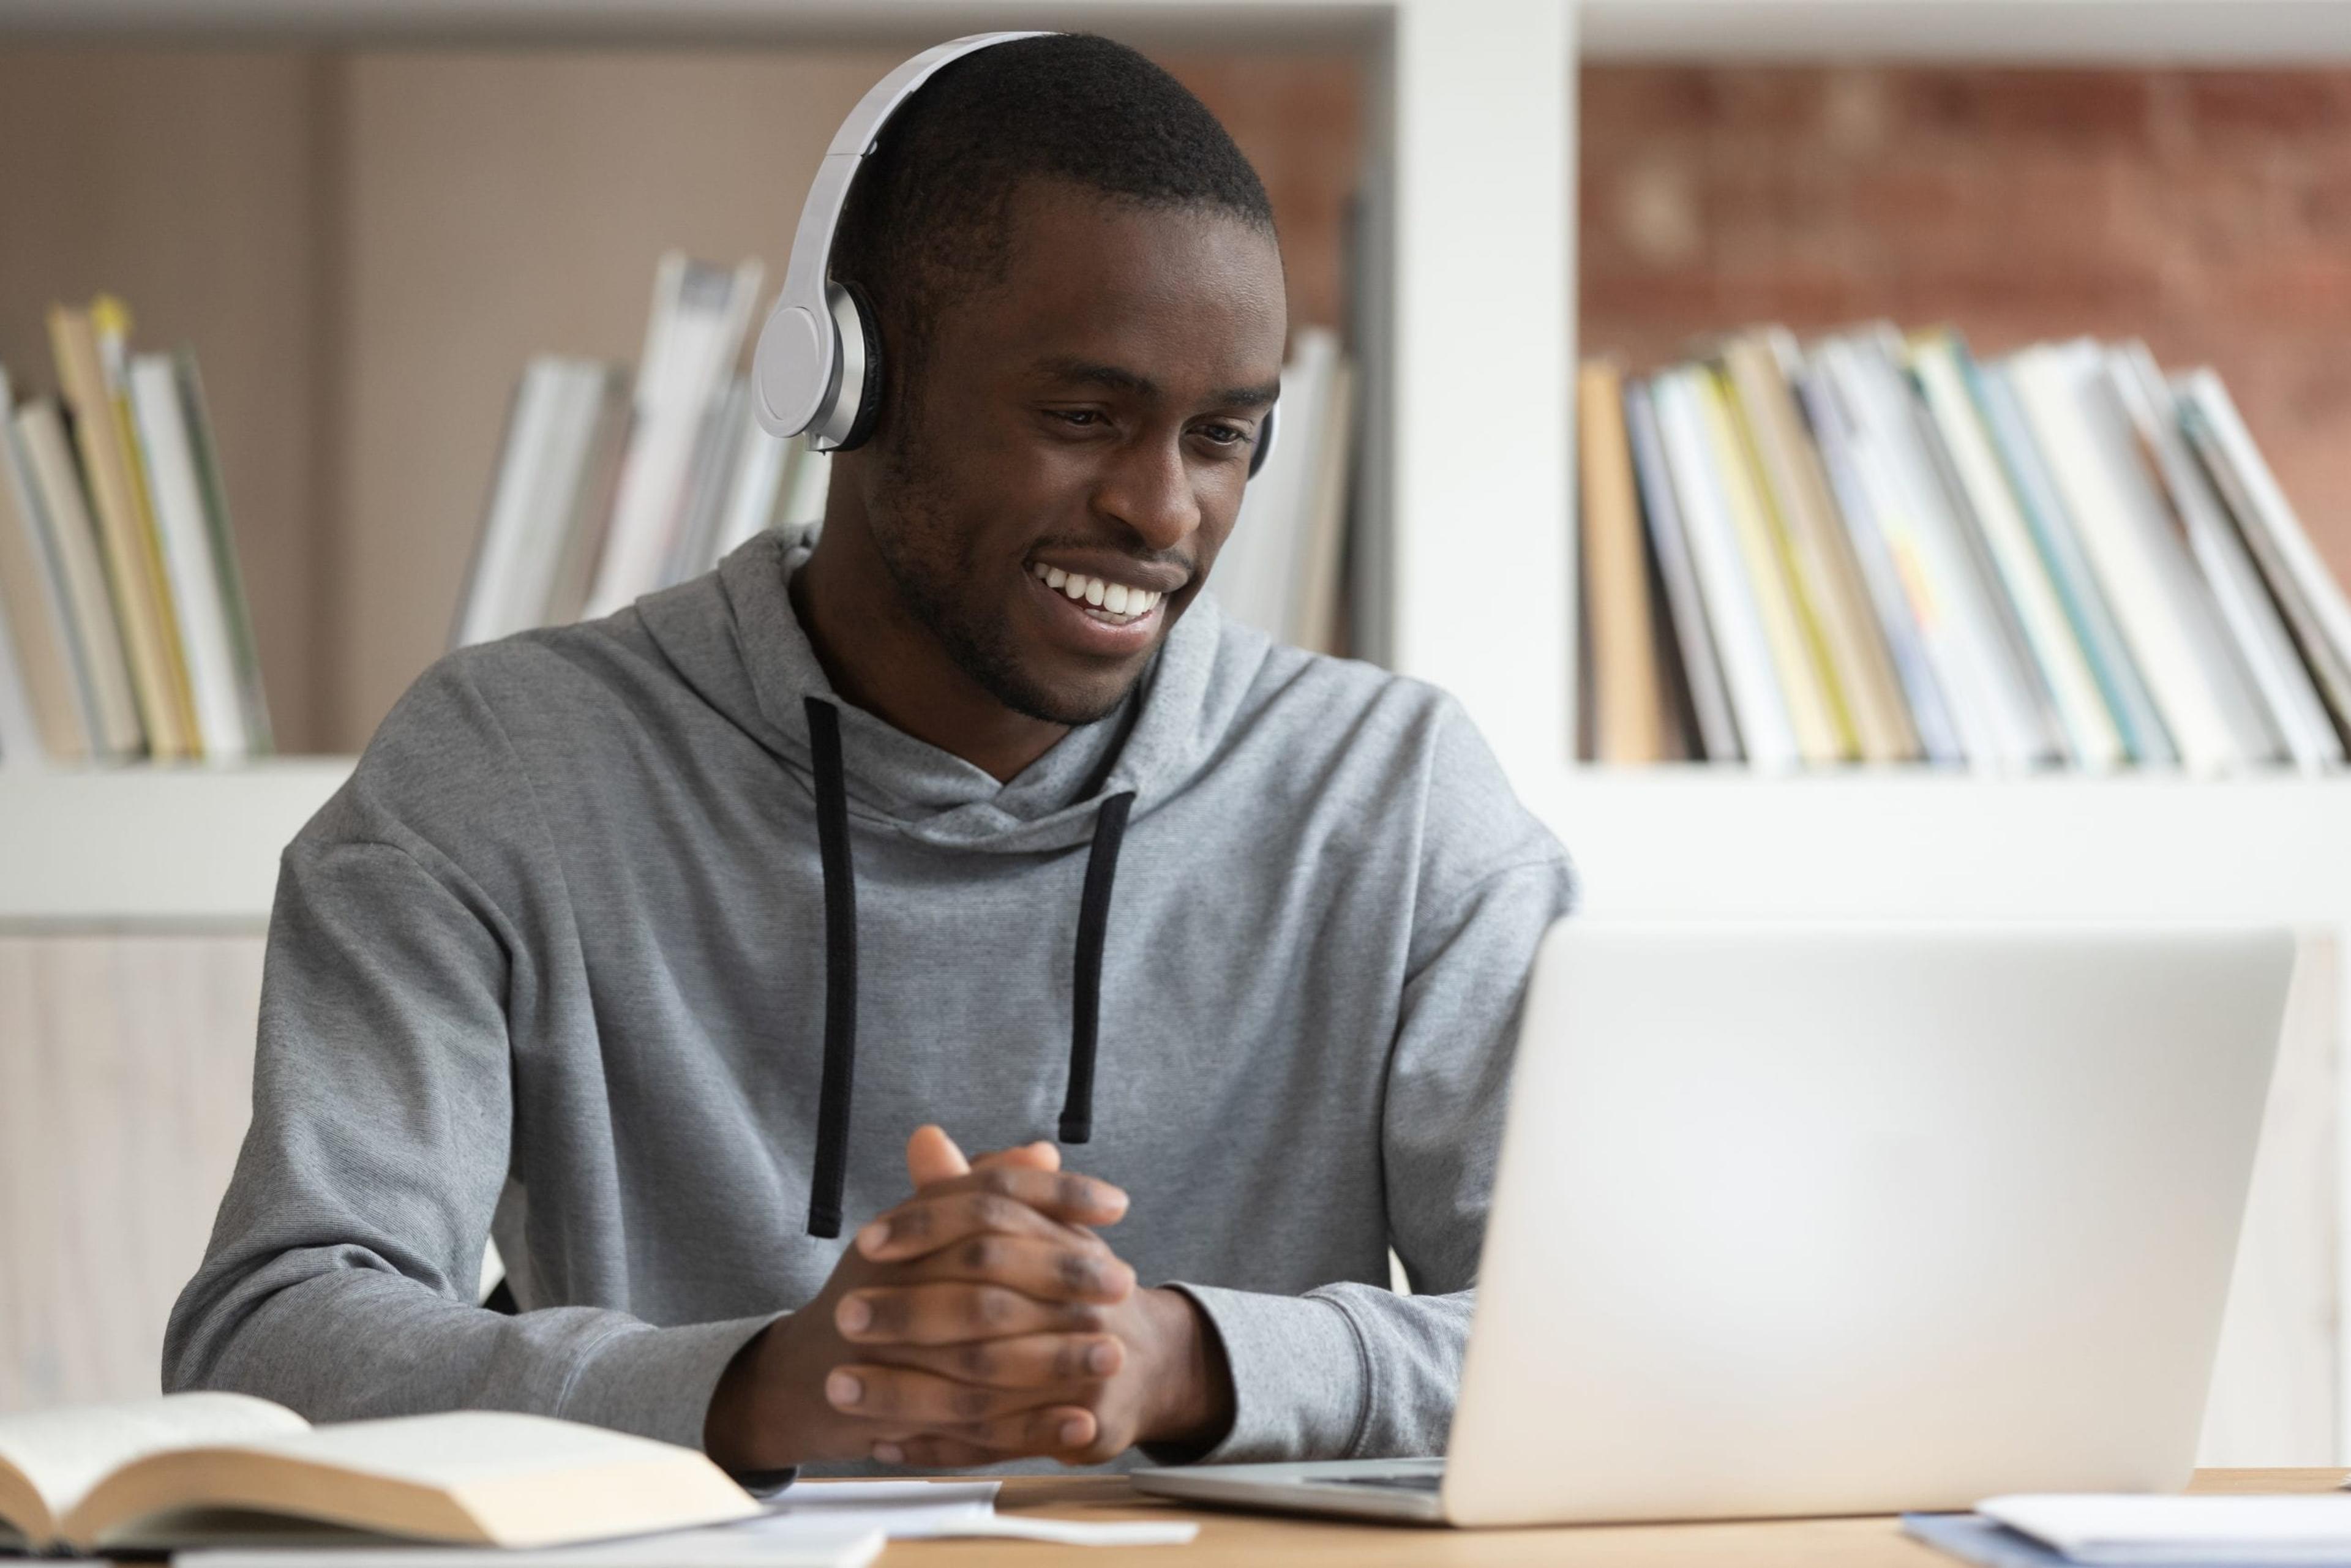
[1441,923,2293,1527]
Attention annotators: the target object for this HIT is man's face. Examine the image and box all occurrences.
[857,181,1288,727]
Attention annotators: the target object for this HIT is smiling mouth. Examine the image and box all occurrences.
[1029,561,1166,626]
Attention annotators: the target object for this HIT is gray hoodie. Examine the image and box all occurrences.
[165,528,1575,1472]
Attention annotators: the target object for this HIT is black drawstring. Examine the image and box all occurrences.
[1060,790,1133,1144]
[800,697,1138,1236]
[804,697,858,1239]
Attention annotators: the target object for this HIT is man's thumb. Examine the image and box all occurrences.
[905,1123,970,1188]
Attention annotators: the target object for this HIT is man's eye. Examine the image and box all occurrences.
[1197,422,1247,447]
[1051,409,1103,427]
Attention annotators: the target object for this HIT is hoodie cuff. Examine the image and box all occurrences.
[1162,1284,1369,1464]
[556,1311,786,1454]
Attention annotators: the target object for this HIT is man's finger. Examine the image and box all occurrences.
[968,1140,1060,1175]
[903,1232,1135,1304]
[861,1330,1125,1389]
[904,1124,970,1190]
[857,1187,1111,1264]
[824,1363,1097,1427]
[934,1404,1100,1456]
[836,1281,1109,1345]
[860,1167,1125,1258]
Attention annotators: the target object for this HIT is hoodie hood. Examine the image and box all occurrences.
[635,526,1257,856]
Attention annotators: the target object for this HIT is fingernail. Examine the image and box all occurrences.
[874,1442,904,1465]
[838,1296,872,1334]
[1087,1340,1119,1376]
[856,1220,889,1254]
[826,1371,863,1408]
[1060,1417,1090,1447]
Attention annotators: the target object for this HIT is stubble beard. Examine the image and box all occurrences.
[866,413,1134,729]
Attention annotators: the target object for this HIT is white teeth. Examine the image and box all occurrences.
[1033,566,1168,620]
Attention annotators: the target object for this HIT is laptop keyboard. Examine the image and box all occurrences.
[1322,1471,1445,1491]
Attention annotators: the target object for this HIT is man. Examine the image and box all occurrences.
[166,34,1574,1477]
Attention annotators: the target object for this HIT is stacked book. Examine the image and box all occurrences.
[455,252,831,649]
[1578,326,2351,773]
[0,298,271,770]
[460,258,1361,661]
[1213,324,1357,656]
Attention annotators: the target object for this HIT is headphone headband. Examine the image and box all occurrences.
[754,31,1048,441]
[751,29,1276,478]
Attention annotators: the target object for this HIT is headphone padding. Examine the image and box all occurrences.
[1249,401,1278,479]
[833,281,885,452]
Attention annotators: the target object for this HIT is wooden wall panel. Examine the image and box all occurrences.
[0,934,263,1411]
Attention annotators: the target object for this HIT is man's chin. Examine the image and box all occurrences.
[989,660,1147,728]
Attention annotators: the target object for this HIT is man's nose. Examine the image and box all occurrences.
[1093,430,1202,553]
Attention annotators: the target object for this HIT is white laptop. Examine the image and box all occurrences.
[1134,922,2294,1527]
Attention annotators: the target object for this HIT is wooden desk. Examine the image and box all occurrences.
[905,1469,2348,1566]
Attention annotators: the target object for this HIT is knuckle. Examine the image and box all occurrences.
[956,1341,998,1380]
[892,1204,932,1239]
[977,1286,1020,1327]
[1054,1173,1092,1210]
[1056,1248,1102,1294]
[979,1168,1022,1199]
[958,1236,998,1274]
[951,1383,995,1420]
[970,1194,1021,1232]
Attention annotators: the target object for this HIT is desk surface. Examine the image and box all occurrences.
[935,1469,2349,1566]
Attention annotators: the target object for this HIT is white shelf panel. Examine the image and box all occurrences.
[0,0,1387,47]
[1534,768,2351,924]
[0,759,353,927]
[8,761,2351,927]
[1582,0,2351,64]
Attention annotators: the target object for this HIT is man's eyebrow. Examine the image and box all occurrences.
[1212,380,1283,410]
[1032,356,1282,411]
[1033,356,1159,398]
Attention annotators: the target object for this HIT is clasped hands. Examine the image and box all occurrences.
[705,1125,1231,1472]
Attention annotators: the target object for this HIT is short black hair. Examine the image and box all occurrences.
[830,34,1278,386]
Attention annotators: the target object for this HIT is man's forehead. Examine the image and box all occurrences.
[955,183,1286,389]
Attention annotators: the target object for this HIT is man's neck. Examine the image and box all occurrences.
[789,523,1070,785]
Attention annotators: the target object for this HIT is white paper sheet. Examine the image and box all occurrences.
[174,1477,1196,1562]
[1980,1494,2351,1566]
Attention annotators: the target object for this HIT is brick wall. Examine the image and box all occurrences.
[1581,66,2351,588]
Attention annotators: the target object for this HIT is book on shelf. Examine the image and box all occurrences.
[1579,321,2351,773]
[0,301,270,770]
[0,1392,757,1555]
[1215,326,1357,656]
[457,258,1360,661]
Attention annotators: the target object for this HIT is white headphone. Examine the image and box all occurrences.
[749,31,1276,477]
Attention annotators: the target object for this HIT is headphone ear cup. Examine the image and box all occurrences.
[1248,401,1278,479]
[831,281,885,452]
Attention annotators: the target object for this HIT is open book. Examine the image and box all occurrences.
[0,1394,759,1554]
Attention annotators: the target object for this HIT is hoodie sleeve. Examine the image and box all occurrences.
[1171,696,1576,1463]
[162,658,779,1452]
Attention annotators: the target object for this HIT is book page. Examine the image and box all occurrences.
[239,1411,709,1490]
[0,1393,306,1536]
